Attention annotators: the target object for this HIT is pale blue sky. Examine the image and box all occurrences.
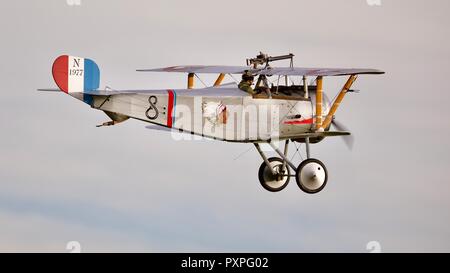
[0,0,449,252]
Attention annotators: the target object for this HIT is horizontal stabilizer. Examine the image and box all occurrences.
[36,88,123,96]
[37,88,61,92]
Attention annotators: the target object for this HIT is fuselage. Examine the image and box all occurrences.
[84,85,329,142]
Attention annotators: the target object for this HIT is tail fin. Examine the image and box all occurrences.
[52,55,100,93]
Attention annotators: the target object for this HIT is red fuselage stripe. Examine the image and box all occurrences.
[167,90,174,128]
[283,118,314,125]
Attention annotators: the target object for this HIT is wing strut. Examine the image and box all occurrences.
[321,75,358,129]
[188,73,194,89]
[315,76,324,130]
[214,73,225,86]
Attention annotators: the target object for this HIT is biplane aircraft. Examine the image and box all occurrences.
[39,52,384,194]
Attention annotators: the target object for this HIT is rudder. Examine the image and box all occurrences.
[52,55,100,93]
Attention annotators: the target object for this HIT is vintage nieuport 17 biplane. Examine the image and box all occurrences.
[40,52,384,194]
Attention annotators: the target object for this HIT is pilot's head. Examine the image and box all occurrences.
[242,72,254,83]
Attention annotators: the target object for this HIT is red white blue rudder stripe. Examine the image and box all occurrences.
[52,55,100,93]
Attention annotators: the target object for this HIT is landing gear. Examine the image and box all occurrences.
[254,137,328,194]
[296,158,327,194]
[258,157,290,192]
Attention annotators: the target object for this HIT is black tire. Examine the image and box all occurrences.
[258,157,290,192]
[296,158,328,194]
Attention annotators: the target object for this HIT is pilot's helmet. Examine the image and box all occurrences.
[242,71,254,81]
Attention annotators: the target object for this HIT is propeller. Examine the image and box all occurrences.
[304,83,355,150]
[331,117,355,150]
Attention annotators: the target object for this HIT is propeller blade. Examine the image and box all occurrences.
[331,119,355,150]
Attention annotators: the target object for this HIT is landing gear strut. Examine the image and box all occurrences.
[254,137,328,194]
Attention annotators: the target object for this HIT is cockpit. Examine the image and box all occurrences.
[252,83,316,101]
[241,52,314,101]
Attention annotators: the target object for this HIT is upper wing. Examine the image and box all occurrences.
[137,65,384,76]
[259,67,385,76]
[137,65,258,74]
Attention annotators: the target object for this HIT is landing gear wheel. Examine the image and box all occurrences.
[258,157,290,192]
[296,158,328,194]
